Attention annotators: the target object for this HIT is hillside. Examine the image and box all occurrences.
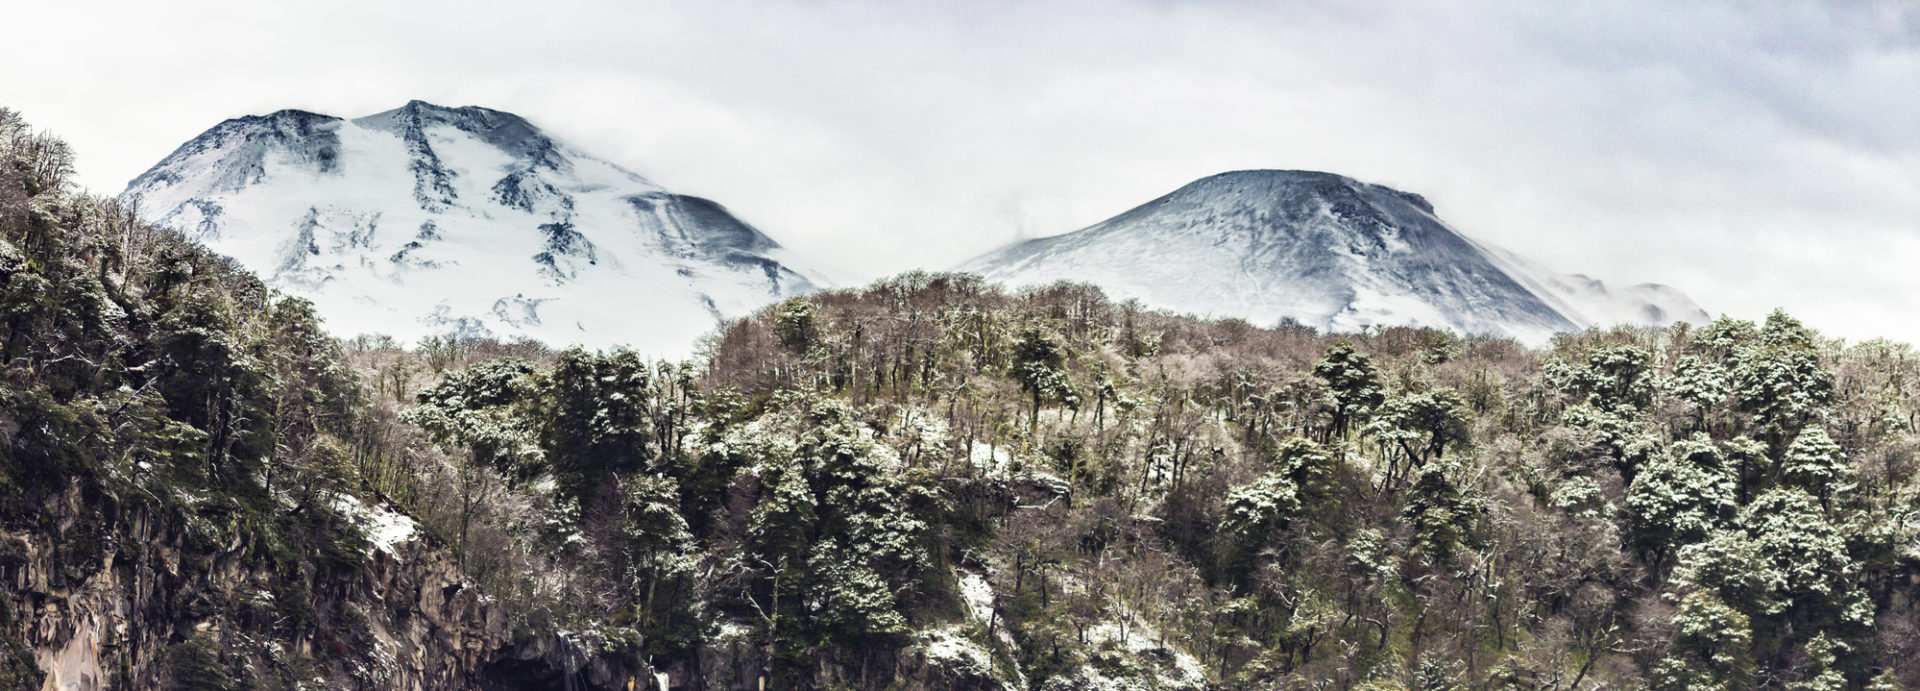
[8,108,1920,690]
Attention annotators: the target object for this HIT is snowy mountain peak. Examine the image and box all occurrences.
[961,169,1705,344]
[356,101,580,176]
[122,101,823,355]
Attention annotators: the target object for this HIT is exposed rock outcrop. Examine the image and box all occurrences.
[0,483,652,690]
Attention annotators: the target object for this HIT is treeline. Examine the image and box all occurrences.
[403,270,1920,689]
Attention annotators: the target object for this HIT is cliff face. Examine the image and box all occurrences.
[0,483,652,690]
[0,481,1007,691]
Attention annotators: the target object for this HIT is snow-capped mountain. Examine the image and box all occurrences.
[959,170,1706,344]
[121,100,825,354]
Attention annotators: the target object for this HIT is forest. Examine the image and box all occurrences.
[4,106,1920,689]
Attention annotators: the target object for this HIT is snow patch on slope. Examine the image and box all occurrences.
[331,493,419,559]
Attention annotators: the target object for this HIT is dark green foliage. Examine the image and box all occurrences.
[1781,426,1850,510]
[1313,341,1385,439]
[1402,466,1482,564]
[1220,473,1300,566]
[1012,324,1077,434]
[0,597,42,689]
[774,297,817,353]
[1627,435,1737,563]
[1367,388,1471,488]
[162,634,232,691]
[1733,310,1834,451]
[1574,344,1655,412]
[1652,591,1754,691]
[538,348,662,507]
[406,356,542,479]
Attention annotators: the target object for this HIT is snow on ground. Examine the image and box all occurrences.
[954,568,1028,690]
[958,571,995,624]
[968,441,1018,476]
[331,493,419,558]
[1076,606,1208,691]
[917,626,995,677]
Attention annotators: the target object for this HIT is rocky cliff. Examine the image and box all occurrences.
[0,483,653,690]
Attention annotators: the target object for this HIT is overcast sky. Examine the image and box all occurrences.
[5,0,1918,341]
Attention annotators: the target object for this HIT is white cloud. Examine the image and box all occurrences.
[4,0,1917,341]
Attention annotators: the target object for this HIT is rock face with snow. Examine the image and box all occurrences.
[121,101,825,354]
[0,484,652,690]
[960,170,1706,344]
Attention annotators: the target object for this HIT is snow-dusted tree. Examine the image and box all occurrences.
[747,458,819,562]
[1785,633,1848,691]
[1402,465,1482,565]
[773,297,817,354]
[1575,344,1655,413]
[1562,403,1662,480]
[1666,354,1730,428]
[1366,388,1470,487]
[802,539,910,643]
[1270,435,1337,498]
[1739,488,1871,633]
[1313,342,1384,440]
[1723,435,1770,505]
[1627,436,1736,565]
[404,357,543,558]
[1734,310,1833,451]
[1012,324,1077,436]
[1220,473,1301,570]
[620,473,698,646]
[1651,590,1754,691]
[538,348,661,509]
[1868,669,1906,691]
[1671,529,1787,618]
[1693,315,1759,361]
[405,357,542,478]
[1780,426,1853,512]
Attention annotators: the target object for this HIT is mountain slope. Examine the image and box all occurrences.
[960,170,1705,344]
[121,101,824,354]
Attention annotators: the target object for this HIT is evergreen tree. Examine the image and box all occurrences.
[1012,324,1076,436]
[1220,473,1301,570]
[1780,425,1852,512]
[538,348,660,508]
[1627,436,1737,565]
[1575,345,1655,412]
[1740,488,1870,633]
[1402,465,1481,565]
[1366,388,1470,486]
[1785,633,1848,691]
[1651,591,1754,691]
[1734,309,1833,451]
[1313,342,1385,439]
